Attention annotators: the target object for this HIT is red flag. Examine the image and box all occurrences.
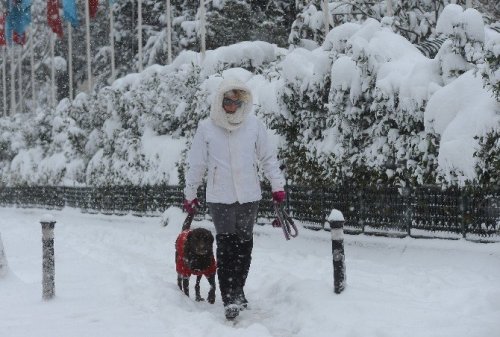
[89,0,98,18]
[47,0,63,38]
[0,15,6,46]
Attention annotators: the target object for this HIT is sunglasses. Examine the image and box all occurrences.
[222,98,243,107]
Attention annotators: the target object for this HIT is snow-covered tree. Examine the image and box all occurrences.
[481,34,500,100]
[475,34,500,186]
[435,5,485,84]
[0,3,498,189]
[289,0,477,49]
[474,128,500,185]
[275,16,445,187]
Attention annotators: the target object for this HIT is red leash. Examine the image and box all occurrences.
[182,208,196,231]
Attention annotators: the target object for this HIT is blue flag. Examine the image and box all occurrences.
[62,0,79,28]
[5,0,32,45]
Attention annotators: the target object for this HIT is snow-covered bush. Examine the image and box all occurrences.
[0,41,285,187]
[474,128,500,186]
[289,0,472,49]
[475,33,500,186]
[0,6,498,189]
[264,44,333,186]
[274,18,444,187]
[436,5,485,84]
[481,34,500,100]
[83,66,197,186]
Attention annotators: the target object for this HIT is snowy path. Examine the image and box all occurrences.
[0,207,499,337]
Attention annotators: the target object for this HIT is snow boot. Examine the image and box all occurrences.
[216,234,240,320]
[235,237,253,310]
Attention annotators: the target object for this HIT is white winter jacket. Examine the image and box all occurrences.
[184,79,285,204]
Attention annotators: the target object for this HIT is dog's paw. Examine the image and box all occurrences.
[195,296,205,302]
[207,292,215,304]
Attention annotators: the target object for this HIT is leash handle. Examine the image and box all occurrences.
[182,208,196,231]
[273,202,298,240]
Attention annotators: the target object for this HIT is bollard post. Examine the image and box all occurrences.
[40,214,56,300]
[328,209,346,294]
[0,233,7,278]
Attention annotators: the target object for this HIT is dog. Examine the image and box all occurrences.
[175,227,216,303]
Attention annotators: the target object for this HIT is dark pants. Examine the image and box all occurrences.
[207,201,259,240]
[207,201,258,313]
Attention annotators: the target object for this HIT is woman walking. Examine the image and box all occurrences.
[183,78,286,320]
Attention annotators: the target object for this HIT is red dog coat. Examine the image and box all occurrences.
[176,230,216,277]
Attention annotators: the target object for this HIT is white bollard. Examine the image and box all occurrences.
[41,214,56,300]
[0,233,7,278]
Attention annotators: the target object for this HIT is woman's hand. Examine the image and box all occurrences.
[272,191,286,204]
[183,198,199,214]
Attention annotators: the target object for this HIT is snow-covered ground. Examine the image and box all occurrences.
[0,207,499,337]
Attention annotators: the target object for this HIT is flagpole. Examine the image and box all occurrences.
[30,27,36,111]
[68,23,73,100]
[18,46,23,112]
[138,0,143,71]
[386,0,393,16]
[10,47,16,115]
[85,0,92,93]
[199,0,205,63]
[2,47,6,116]
[322,0,329,39]
[166,0,172,64]
[50,33,55,108]
[109,1,116,82]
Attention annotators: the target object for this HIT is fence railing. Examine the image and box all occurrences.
[0,185,499,241]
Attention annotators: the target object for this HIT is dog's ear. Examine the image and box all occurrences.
[198,228,214,245]
[200,229,213,246]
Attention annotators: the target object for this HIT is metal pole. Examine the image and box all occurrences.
[166,0,172,64]
[386,0,393,16]
[2,47,6,116]
[109,3,116,82]
[328,209,346,294]
[199,0,206,62]
[68,23,73,100]
[322,0,329,38]
[18,46,22,112]
[85,0,92,93]
[138,0,143,71]
[41,215,56,300]
[10,47,15,115]
[30,28,36,111]
[50,33,55,108]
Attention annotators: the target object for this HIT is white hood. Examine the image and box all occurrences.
[210,78,253,131]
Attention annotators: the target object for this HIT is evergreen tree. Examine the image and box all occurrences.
[0,1,497,189]
[481,34,500,101]
[270,73,332,186]
[474,128,500,186]
[436,5,485,84]
[289,0,474,48]
[475,35,500,186]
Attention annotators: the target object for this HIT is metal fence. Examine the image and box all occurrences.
[0,185,498,241]
[285,185,500,242]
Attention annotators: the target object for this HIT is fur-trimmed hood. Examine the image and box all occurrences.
[210,78,253,131]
